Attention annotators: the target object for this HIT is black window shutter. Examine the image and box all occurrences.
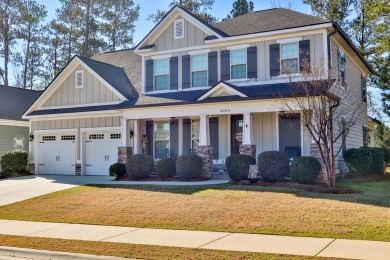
[361,75,367,102]
[182,119,191,155]
[247,46,257,78]
[208,51,218,86]
[182,55,191,89]
[209,117,219,160]
[221,50,230,81]
[170,56,178,90]
[299,40,310,73]
[146,120,154,157]
[145,60,154,92]
[269,44,280,77]
[170,119,179,158]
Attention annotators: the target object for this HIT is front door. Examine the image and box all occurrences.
[231,115,243,155]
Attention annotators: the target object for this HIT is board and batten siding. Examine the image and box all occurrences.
[0,125,29,169]
[152,16,207,52]
[330,39,367,160]
[42,65,121,108]
[252,112,278,158]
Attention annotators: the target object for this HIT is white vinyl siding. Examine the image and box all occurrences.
[191,54,208,87]
[231,49,247,79]
[154,59,170,91]
[338,48,346,85]
[280,43,299,74]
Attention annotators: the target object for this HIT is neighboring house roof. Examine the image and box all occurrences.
[0,85,41,121]
[213,8,329,37]
[368,116,382,125]
[76,55,136,100]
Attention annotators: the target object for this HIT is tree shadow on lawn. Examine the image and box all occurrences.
[88,180,390,208]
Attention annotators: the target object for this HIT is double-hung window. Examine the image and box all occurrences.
[338,49,346,85]
[191,54,208,87]
[154,121,170,159]
[280,43,299,74]
[154,59,169,91]
[231,49,247,79]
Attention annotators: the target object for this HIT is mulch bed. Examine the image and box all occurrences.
[229,180,361,194]
[115,175,211,182]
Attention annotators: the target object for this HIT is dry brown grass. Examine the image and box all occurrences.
[0,182,390,241]
[0,235,333,260]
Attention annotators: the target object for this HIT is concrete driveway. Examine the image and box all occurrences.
[0,175,113,206]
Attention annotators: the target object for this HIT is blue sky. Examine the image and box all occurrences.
[36,0,313,46]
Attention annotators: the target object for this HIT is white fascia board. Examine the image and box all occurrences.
[0,119,29,127]
[34,128,78,134]
[135,6,223,53]
[197,83,248,101]
[205,23,333,45]
[24,110,121,120]
[38,101,122,111]
[80,126,121,133]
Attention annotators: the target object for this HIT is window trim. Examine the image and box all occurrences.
[174,19,185,40]
[337,48,347,86]
[153,58,170,91]
[190,54,208,88]
[280,42,300,75]
[75,70,84,89]
[230,49,247,80]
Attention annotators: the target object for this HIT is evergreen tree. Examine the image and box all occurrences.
[148,0,217,24]
[227,0,254,20]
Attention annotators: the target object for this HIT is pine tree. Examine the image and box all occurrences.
[228,0,254,19]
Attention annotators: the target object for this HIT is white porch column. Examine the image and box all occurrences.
[133,119,140,154]
[199,114,210,146]
[120,119,130,146]
[242,112,253,145]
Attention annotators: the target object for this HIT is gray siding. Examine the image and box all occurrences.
[42,65,121,108]
[152,16,207,51]
[31,116,121,131]
[330,39,367,160]
[0,125,29,169]
[253,112,278,158]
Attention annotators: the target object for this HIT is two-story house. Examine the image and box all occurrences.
[23,6,372,176]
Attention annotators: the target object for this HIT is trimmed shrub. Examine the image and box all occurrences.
[0,150,28,178]
[156,158,176,179]
[109,163,127,179]
[176,155,203,180]
[258,151,289,182]
[225,154,257,181]
[127,154,154,179]
[343,148,372,176]
[361,147,384,174]
[290,156,321,184]
[383,148,390,165]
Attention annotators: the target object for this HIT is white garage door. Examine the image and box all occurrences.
[85,132,121,176]
[38,134,76,175]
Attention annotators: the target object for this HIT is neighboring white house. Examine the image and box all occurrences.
[0,86,41,169]
[23,6,372,176]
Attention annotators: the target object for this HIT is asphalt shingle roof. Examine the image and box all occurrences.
[0,86,41,120]
[213,8,329,37]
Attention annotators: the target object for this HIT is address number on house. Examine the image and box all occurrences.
[220,109,230,113]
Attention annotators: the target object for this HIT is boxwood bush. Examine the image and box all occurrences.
[290,156,321,184]
[0,150,29,178]
[361,147,385,174]
[109,163,127,179]
[343,148,372,176]
[156,158,176,179]
[127,154,154,179]
[258,151,289,182]
[225,154,256,181]
[176,155,203,180]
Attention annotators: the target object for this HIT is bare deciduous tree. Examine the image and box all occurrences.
[280,60,362,187]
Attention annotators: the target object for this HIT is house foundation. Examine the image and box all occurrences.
[197,145,213,178]
[239,144,257,158]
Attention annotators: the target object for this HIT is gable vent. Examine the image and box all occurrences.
[174,19,184,40]
[75,70,84,88]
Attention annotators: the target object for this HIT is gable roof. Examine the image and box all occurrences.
[0,86,41,121]
[76,55,135,100]
[213,8,329,37]
[197,81,249,100]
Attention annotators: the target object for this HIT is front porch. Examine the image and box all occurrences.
[118,110,312,177]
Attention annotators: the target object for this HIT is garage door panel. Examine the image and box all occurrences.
[85,132,120,176]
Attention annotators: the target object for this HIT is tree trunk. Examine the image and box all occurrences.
[23,26,32,89]
[3,21,9,86]
[84,0,90,57]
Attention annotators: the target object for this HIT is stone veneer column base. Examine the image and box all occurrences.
[118,147,133,164]
[28,163,35,174]
[309,143,327,183]
[75,164,81,176]
[197,145,213,178]
[239,144,257,158]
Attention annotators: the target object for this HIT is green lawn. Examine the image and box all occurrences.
[0,180,390,241]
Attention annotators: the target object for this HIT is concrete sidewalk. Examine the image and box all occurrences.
[0,220,389,259]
